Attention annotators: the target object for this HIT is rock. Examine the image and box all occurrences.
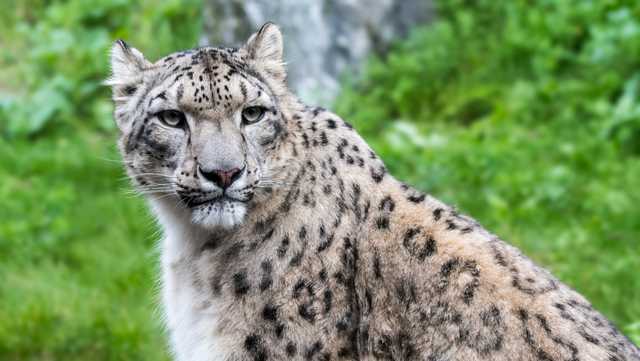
[202,0,434,106]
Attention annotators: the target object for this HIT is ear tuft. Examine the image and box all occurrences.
[106,40,149,92]
[244,23,286,81]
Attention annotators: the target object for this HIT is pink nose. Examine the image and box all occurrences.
[199,166,242,189]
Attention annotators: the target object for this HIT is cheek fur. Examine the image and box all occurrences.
[254,118,284,147]
[136,122,185,169]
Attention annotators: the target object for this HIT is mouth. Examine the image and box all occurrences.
[184,195,242,208]
[186,194,249,229]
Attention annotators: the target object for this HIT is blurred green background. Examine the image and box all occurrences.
[1,0,639,360]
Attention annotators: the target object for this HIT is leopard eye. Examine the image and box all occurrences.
[155,110,186,128]
[242,106,266,125]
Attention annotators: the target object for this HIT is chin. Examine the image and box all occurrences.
[190,199,247,230]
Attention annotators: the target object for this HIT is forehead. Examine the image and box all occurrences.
[159,46,243,68]
[149,48,269,114]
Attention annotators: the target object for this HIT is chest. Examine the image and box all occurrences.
[156,201,372,361]
[161,239,234,361]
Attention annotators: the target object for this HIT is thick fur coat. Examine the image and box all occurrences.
[109,23,640,361]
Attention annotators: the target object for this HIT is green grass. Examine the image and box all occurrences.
[0,133,169,361]
[0,0,198,358]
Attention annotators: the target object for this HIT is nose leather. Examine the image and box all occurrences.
[199,166,243,189]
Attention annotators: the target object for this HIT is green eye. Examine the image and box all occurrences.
[242,106,266,125]
[156,110,186,128]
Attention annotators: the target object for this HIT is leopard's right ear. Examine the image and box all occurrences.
[105,40,150,101]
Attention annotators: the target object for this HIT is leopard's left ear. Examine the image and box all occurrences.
[244,22,286,82]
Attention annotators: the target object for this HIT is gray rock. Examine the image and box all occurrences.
[202,0,434,106]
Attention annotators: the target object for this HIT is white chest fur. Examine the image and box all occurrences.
[155,202,231,361]
[161,234,230,361]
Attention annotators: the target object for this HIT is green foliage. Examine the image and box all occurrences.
[0,1,202,359]
[0,133,168,361]
[337,0,640,344]
[0,0,202,138]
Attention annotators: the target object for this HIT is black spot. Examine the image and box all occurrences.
[534,314,551,334]
[346,155,354,164]
[275,323,285,338]
[293,278,306,299]
[403,227,421,247]
[124,85,137,95]
[259,260,273,291]
[433,208,444,221]
[440,259,459,278]
[317,232,335,253]
[408,193,426,203]
[376,217,389,229]
[298,303,316,323]
[580,330,600,345]
[461,226,474,234]
[370,165,386,183]
[319,268,328,282]
[303,192,316,207]
[481,305,502,327]
[336,312,353,331]
[517,308,529,321]
[305,341,323,359]
[320,131,329,146]
[262,303,278,322]
[277,235,290,258]
[244,334,268,361]
[373,253,383,279]
[286,342,297,357]
[462,279,480,305]
[233,271,250,296]
[289,249,304,267]
[323,289,333,313]
[419,236,437,260]
[379,195,395,212]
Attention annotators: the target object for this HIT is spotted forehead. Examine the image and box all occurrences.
[151,47,269,114]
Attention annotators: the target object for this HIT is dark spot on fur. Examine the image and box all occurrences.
[433,208,444,221]
[298,303,316,323]
[376,217,389,229]
[277,235,290,258]
[244,334,268,361]
[259,260,273,291]
[124,85,137,95]
[323,289,333,313]
[262,303,278,322]
[286,342,297,357]
[408,193,426,203]
[233,271,250,296]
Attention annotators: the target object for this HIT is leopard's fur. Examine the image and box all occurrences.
[109,23,640,361]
